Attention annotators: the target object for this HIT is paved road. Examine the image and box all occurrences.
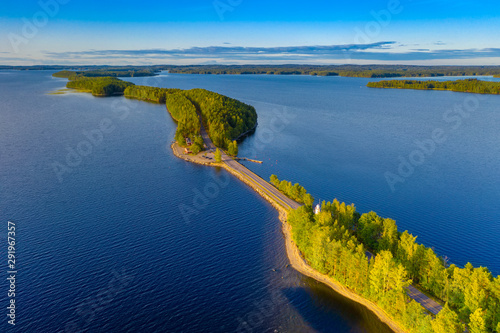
[222,156,301,210]
[198,117,300,211]
[406,285,443,315]
[365,248,443,315]
[199,117,441,315]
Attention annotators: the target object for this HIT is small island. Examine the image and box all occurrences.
[367,78,500,95]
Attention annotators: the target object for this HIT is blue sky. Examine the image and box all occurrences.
[1,0,499,65]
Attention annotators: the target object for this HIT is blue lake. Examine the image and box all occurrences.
[1,71,499,332]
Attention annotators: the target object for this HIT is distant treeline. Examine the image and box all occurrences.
[269,175,314,206]
[367,79,500,95]
[53,68,158,79]
[289,199,500,333]
[162,65,500,78]
[55,74,257,152]
[66,77,134,96]
[9,65,497,78]
[2,65,158,72]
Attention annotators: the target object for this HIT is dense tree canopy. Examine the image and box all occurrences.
[66,77,134,96]
[367,78,500,95]
[60,74,257,151]
[52,70,79,78]
[124,85,181,103]
[165,92,201,144]
[269,175,314,206]
[162,88,257,150]
[182,89,257,149]
[287,197,500,332]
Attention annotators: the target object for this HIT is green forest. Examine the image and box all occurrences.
[124,85,182,103]
[65,77,134,96]
[57,75,257,152]
[288,199,500,332]
[123,85,257,151]
[52,68,158,78]
[51,69,500,331]
[367,79,500,95]
[163,65,500,78]
[165,92,201,146]
[270,175,314,206]
[47,65,500,79]
[182,89,257,149]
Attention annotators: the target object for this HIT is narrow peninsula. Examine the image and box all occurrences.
[54,72,500,333]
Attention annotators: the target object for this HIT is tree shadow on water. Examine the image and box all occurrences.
[282,278,393,333]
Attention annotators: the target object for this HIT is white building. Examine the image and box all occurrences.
[314,204,321,215]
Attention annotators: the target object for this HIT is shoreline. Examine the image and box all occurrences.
[367,85,500,95]
[278,213,406,333]
[170,143,406,333]
[233,123,257,141]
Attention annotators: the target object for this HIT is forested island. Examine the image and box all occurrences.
[281,183,500,332]
[55,73,257,154]
[52,68,158,78]
[367,79,500,95]
[8,64,500,78]
[162,65,500,78]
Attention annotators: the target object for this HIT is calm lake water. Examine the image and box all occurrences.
[1,71,499,332]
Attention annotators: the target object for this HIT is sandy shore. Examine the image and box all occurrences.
[171,143,406,333]
[171,142,217,166]
[278,210,406,333]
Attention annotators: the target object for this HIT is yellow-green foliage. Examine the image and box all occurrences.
[287,194,500,332]
[165,93,201,143]
[269,174,314,206]
[124,85,181,103]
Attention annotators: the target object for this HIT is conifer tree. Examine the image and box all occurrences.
[214,148,222,163]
